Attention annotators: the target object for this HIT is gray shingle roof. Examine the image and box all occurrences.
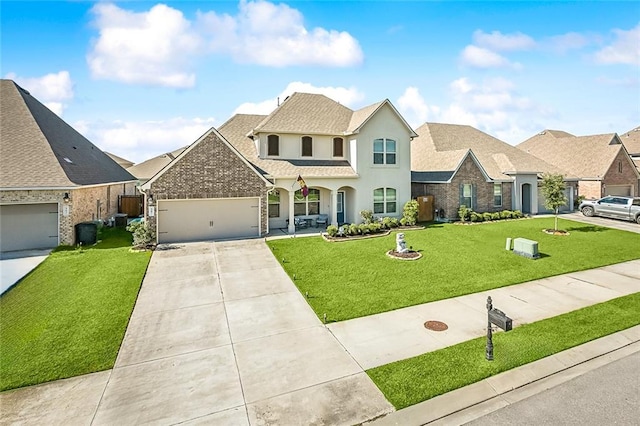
[518,130,625,178]
[412,123,569,180]
[411,171,455,182]
[1,79,135,188]
[127,146,188,181]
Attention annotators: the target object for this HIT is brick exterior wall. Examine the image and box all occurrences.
[578,180,602,200]
[1,182,132,246]
[411,156,513,220]
[602,148,639,196]
[146,131,268,236]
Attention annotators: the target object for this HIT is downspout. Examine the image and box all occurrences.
[266,180,277,237]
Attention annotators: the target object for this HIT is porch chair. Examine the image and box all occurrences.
[316,214,329,228]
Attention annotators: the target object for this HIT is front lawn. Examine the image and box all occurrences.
[267,218,640,321]
[367,293,640,409]
[0,227,151,391]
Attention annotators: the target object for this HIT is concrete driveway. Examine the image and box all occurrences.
[562,211,640,233]
[1,239,391,425]
[0,249,51,295]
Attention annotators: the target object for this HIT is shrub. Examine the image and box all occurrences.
[491,212,500,220]
[388,217,399,228]
[326,225,338,237]
[126,221,155,248]
[574,195,586,210]
[360,210,374,224]
[470,212,482,222]
[483,212,493,221]
[402,200,419,226]
[458,205,471,222]
[349,223,360,235]
[513,210,523,218]
[381,217,393,229]
[359,224,371,234]
[369,222,382,233]
[500,210,512,219]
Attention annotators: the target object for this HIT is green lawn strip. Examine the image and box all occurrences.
[267,218,640,321]
[0,228,151,391]
[367,293,640,410]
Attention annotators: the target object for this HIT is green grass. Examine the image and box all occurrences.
[367,293,640,409]
[267,218,640,321]
[0,227,151,391]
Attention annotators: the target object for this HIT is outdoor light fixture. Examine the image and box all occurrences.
[148,194,154,204]
[63,192,71,203]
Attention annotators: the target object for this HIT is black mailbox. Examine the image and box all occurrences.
[489,308,512,331]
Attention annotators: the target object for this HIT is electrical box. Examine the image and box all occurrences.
[513,237,539,259]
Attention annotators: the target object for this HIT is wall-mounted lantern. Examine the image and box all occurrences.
[63,192,71,203]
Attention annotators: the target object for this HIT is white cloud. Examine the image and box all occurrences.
[459,45,520,69]
[233,82,365,114]
[196,0,363,67]
[546,32,590,53]
[87,3,202,88]
[76,117,217,163]
[4,71,74,116]
[396,87,440,128]
[472,30,536,51]
[594,23,640,66]
[398,78,553,144]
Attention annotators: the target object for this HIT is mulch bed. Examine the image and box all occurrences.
[543,229,570,236]
[322,225,425,242]
[386,250,422,260]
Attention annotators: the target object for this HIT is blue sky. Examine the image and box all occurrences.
[2,1,639,163]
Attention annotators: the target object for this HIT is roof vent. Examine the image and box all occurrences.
[63,157,73,163]
[538,131,546,135]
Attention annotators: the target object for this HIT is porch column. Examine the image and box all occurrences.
[331,190,338,226]
[288,190,296,233]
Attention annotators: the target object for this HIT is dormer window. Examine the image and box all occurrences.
[373,138,396,164]
[267,135,279,156]
[333,137,344,157]
[301,136,312,157]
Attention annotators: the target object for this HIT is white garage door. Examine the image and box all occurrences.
[0,203,59,252]
[157,198,260,243]
[605,185,631,196]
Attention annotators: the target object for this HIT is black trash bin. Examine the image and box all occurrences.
[75,222,98,246]
[114,213,128,228]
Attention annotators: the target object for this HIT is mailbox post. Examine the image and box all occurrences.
[486,296,513,361]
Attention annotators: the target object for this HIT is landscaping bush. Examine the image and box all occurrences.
[513,210,523,218]
[326,225,338,237]
[401,200,419,226]
[369,222,382,233]
[360,209,374,224]
[491,212,500,220]
[500,210,512,219]
[388,217,399,228]
[359,224,371,234]
[458,205,471,222]
[126,221,155,248]
[349,223,360,236]
[483,212,493,221]
[381,217,393,229]
[470,212,482,222]
[574,195,586,209]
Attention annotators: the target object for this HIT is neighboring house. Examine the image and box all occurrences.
[127,146,188,183]
[105,152,135,169]
[619,126,640,191]
[222,92,417,234]
[0,79,137,252]
[411,123,577,220]
[518,130,640,199]
[140,92,417,242]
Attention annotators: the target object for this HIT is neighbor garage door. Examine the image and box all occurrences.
[537,187,572,213]
[0,203,59,252]
[157,198,260,243]
[605,185,631,196]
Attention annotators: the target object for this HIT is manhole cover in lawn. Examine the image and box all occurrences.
[424,320,448,331]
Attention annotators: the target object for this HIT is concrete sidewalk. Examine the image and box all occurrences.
[328,259,640,370]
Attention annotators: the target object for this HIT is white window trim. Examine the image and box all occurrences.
[493,183,503,207]
[374,187,397,214]
[373,138,397,165]
[294,188,320,216]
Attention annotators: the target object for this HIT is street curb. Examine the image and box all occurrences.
[367,324,640,426]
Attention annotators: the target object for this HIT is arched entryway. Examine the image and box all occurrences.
[521,183,531,214]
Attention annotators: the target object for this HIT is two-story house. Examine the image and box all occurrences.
[140,93,416,243]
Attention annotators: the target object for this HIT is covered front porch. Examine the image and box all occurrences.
[267,183,357,234]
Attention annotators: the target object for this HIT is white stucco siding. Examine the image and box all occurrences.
[258,133,343,160]
[352,103,413,218]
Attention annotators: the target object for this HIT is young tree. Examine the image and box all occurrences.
[540,173,567,231]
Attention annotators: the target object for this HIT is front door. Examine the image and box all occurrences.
[522,183,531,214]
[337,191,345,224]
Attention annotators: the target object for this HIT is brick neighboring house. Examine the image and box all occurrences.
[140,128,270,243]
[518,130,640,199]
[411,123,577,221]
[619,126,640,194]
[0,79,137,252]
[127,146,188,184]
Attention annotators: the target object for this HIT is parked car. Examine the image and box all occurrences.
[579,196,640,224]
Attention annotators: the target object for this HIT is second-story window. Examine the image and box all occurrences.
[333,137,344,157]
[373,138,396,165]
[268,134,279,156]
[302,136,312,157]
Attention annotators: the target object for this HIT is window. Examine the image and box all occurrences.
[268,190,280,218]
[333,137,344,157]
[267,135,279,156]
[294,188,320,216]
[493,183,502,207]
[460,183,476,209]
[373,138,396,164]
[618,161,623,173]
[373,188,397,214]
[301,136,312,157]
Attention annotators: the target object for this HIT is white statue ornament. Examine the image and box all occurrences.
[396,232,408,253]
